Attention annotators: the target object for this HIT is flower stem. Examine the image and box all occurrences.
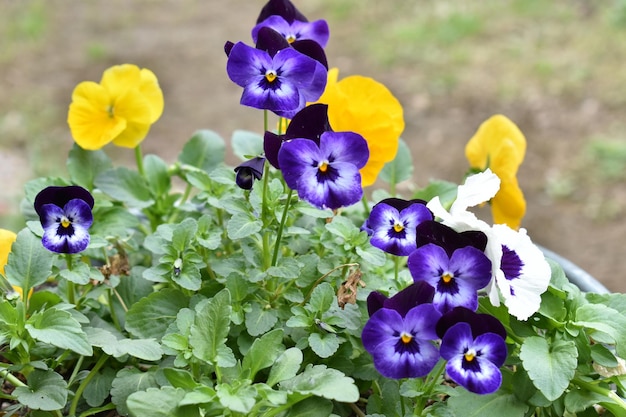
[0,367,27,388]
[573,377,626,412]
[134,144,145,177]
[413,358,446,415]
[68,353,109,417]
[65,254,75,305]
[271,189,293,267]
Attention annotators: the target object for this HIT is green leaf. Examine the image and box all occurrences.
[447,389,528,417]
[178,130,225,172]
[242,329,285,380]
[231,130,264,160]
[163,368,198,390]
[308,332,339,358]
[379,138,413,185]
[26,308,92,356]
[216,381,257,414]
[172,218,197,252]
[227,212,262,239]
[574,303,626,358]
[355,245,387,267]
[307,282,334,313]
[280,364,359,403]
[285,397,333,417]
[519,336,578,401]
[412,179,458,207]
[85,327,162,360]
[83,367,116,407]
[127,386,199,417]
[5,229,53,291]
[245,302,278,337]
[59,260,91,285]
[267,347,303,387]
[13,369,68,411]
[189,289,235,367]
[143,154,171,197]
[565,388,612,414]
[66,144,113,190]
[125,288,189,340]
[94,167,154,208]
[110,368,159,416]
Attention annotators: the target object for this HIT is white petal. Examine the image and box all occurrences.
[453,169,500,212]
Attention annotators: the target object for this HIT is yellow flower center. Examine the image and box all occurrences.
[319,161,329,173]
[60,216,72,228]
[265,70,277,83]
[286,35,296,44]
[393,222,404,233]
[464,349,477,362]
[106,104,115,118]
[441,272,453,284]
[400,332,413,344]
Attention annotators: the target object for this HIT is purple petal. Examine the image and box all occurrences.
[432,277,480,313]
[369,200,433,256]
[448,246,492,290]
[284,103,331,142]
[416,220,487,255]
[257,0,308,24]
[292,39,329,69]
[226,42,271,87]
[362,308,404,352]
[264,132,284,169]
[319,131,368,169]
[383,282,435,317]
[278,138,320,190]
[40,199,92,254]
[34,185,94,217]
[273,48,322,91]
[292,19,330,47]
[255,27,291,56]
[408,243,450,284]
[436,307,507,340]
[296,160,362,209]
[404,304,442,341]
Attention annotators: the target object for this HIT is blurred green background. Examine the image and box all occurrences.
[2,0,626,291]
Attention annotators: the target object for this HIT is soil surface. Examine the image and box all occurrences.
[1,0,626,292]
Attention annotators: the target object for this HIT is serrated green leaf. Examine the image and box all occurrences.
[143,154,171,197]
[85,327,162,360]
[242,329,285,380]
[379,138,413,185]
[13,369,67,411]
[59,260,91,285]
[67,144,113,190]
[125,288,189,340]
[308,332,339,358]
[519,336,577,401]
[110,368,159,416]
[267,347,303,387]
[94,167,154,208]
[447,389,528,417]
[5,229,53,292]
[227,212,262,239]
[190,289,235,367]
[280,364,359,403]
[574,303,626,358]
[127,386,198,417]
[178,130,225,172]
[26,308,92,356]
[307,282,334,313]
[216,381,257,414]
[245,302,278,337]
[171,218,197,252]
[231,130,264,160]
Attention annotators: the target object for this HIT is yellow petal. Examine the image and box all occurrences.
[465,114,526,171]
[139,68,164,123]
[489,139,523,181]
[0,229,17,277]
[114,88,153,125]
[317,69,405,187]
[111,121,151,148]
[100,64,142,99]
[68,81,126,150]
[491,178,526,230]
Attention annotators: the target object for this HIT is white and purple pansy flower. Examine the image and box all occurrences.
[437,307,507,395]
[366,198,433,256]
[489,224,551,321]
[226,27,327,118]
[34,185,94,254]
[278,130,368,210]
[253,15,330,47]
[408,222,492,313]
[362,282,442,379]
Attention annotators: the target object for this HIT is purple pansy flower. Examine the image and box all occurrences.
[362,282,441,379]
[253,15,329,47]
[34,186,94,254]
[264,103,331,169]
[234,156,266,190]
[278,130,368,210]
[438,308,507,394]
[407,241,492,313]
[366,198,433,256]
[226,28,327,118]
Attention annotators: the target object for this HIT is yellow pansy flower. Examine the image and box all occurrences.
[317,68,405,187]
[68,64,164,150]
[465,114,527,229]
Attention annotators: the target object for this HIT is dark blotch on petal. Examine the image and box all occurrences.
[255,27,290,56]
[292,39,328,69]
[385,282,435,318]
[416,220,487,256]
[436,307,507,340]
[501,245,524,281]
[257,0,308,24]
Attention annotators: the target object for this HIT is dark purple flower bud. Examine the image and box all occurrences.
[234,156,266,190]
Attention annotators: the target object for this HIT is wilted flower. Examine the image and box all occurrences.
[438,308,507,394]
[366,198,432,256]
[465,115,527,229]
[226,28,327,119]
[278,130,368,210]
[34,186,94,254]
[234,156,266,190]
[68,64,164,150]
[362,282,441,379]
[316,68,404,186]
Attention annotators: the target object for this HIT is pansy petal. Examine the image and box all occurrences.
[100,64,142,98]
[278,138,320,190]
[362,308,404,352]
[465,114,526,172]
[139,68,164,123]
[384,281,435,317]
[449,246,492,289]
[0,229,17,277]
[296,161,362,209]
[34,185,95,216]
[111,121,152,148]
[320,131,369,169]
[491,178,526,229]
[446,355,502,394]
[64,199,94,229]
[226,43,272,87]
[408,243,450,283]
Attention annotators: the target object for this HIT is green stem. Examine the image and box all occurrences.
[271,189,293,267]
[413,359,446,415]
[168,183,193,224]
[361,194,371,217]
[134,144,145,177]
[0,368,27,388]
[573,377,626,412]
[261,159,272,271]
[65,254,75,305]
[394,256,400,283]
[78,402,117,417]
[67,355,85,387]
[68,354,110,417]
